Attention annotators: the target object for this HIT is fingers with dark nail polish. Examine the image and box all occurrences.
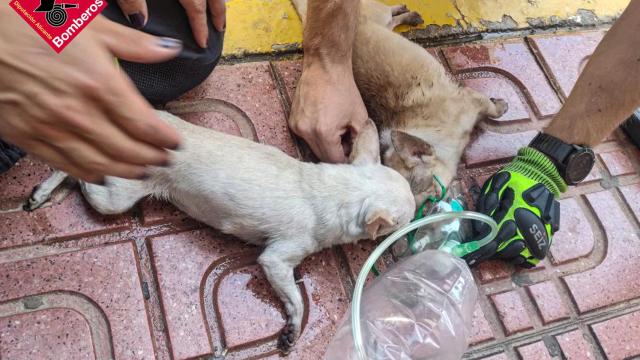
[158,37,183,49]
[127,13,145,29]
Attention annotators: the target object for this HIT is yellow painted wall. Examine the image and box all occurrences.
[223,0,629,57]
[224,0,304,56]
[457,0,629,26]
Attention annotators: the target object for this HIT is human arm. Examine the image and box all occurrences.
[545,0,640,147]
[288,0,369,163]
[0,11,182,183]
[467,0,640,267]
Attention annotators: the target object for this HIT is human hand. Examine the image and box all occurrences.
[115,0,226,48]
[0,11,183,183]
[464,148,566,268]
[289,64,369,163]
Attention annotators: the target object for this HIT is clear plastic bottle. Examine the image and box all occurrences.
[323,250,478,360]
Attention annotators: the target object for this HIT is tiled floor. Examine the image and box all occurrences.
[1,29,640,360]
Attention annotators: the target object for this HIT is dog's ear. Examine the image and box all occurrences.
[365,208,395,240]
[349,119,381,165]
[390,130,434,168]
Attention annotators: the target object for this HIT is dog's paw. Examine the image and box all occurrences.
[403,11,424,27]
[277,323,298,355]
[489,98,509,118]
[23,185,49,212]
[391,4,409,16]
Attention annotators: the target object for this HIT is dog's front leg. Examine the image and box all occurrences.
[257,240,310,354]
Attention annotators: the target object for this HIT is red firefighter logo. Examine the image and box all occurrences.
[9,0,106,52]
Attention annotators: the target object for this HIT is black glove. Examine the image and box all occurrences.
[464,147,566,268]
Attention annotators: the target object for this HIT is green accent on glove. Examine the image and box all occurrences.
[463,147,564,268]
[493,172,549,266]
[503,147,567,197]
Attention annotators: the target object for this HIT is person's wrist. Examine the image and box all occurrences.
[302,52,353,76]
[529,132,595,186]
[503,147,568,196]
[299,60,356,97]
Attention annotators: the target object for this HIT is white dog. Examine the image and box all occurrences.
[26,111,416,353]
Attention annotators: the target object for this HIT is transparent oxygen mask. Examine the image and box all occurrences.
[324,184,499,360]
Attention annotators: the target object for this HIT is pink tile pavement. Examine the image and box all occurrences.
[528,31,605,98]
[592,311,640,359]
[443,40,562,119]
[517,341,553,360]
[556,330,596,360]
[0,30,639,360]
[0,309,95,360]
[149,228,348,359]
[490,291,534,335]
[563,190,640,313]
[549,198,595,265]
[527,281,570,324]
[0,242,154,359]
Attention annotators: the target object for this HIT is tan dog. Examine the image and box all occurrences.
[292,0,508,204]
[26,111,415,353]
